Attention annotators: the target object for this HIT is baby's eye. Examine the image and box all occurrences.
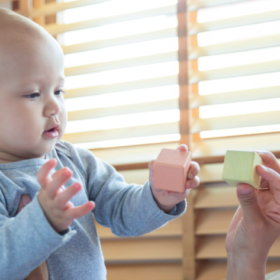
[26,93,40,99]
[55,90,67,96]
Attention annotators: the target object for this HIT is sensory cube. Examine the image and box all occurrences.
[222,150,263,189]
[154,148,192,192]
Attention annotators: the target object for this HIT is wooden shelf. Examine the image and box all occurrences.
[96,217,182,239]
[196,236,280,259]
[195,209,237,235]
[194,186,238,209]
[196,260,280,280]
[107,263,182,280]
[102,237,182,262]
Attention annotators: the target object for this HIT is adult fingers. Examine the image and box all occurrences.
[46,168,73,199]
[255,151,280,174]
[66,201,95,220]
[256,165,280,204]
[236,184,263,225]
[17,194,31,214]
[176,144,189,152]
[37,159,57,189]
[55,182,81,209]
[187,161,200,180]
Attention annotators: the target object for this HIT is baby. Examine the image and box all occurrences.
[0,8,200,280]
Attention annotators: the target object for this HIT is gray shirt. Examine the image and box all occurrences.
[0,140,186,280]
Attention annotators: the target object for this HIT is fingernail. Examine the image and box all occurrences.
[186,181,191,189]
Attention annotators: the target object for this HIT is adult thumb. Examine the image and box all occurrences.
[236,184,262,224]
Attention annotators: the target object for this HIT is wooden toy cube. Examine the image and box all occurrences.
[154,148,192,192]
[222,150,263,189]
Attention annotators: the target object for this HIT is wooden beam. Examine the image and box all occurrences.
[178,1,195,279]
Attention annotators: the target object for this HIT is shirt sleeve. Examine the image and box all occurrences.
[73,145,187,237]
[0,190,75,280]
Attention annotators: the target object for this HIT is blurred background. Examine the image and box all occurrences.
[1,0,280,279]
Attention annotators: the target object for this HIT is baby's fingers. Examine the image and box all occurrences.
[37,159,57,188]
[55,182,81,209]
[186,175,200,189]
[67,201,95,220]
[176,144,188,152]
[47,168,72,199]
[187,161,200,180]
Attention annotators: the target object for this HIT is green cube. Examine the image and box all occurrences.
[222,150,263,189]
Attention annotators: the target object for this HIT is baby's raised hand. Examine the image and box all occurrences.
[37,159,95,233]
[149,144,200,213]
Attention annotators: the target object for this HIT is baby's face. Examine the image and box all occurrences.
[0,12,67,162]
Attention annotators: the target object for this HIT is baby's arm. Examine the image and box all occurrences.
[81,144,199,237]
[37,158,95,233]
[0,159,94,280]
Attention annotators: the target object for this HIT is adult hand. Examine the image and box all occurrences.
[17,195,49,280]
[226,151,280,280]
[149,144,200,213]
[37,158,95,233]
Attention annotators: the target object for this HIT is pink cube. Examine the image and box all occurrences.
[154,148,192,192]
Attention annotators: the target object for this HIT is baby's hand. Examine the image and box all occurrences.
[37,159,95,233]
[149,144,200,213]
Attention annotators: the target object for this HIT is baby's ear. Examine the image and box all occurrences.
[16,194,31,214]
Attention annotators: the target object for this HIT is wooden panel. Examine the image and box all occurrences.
[191,111,280,134]
[199,163,223,183]
[62,28,177,54]
[189,60,280,84]
[106,263,182,280]
[92,142,179,166]
[118,169,149,185]
[190,85,280,108]
[102,237,182,261]
[44,5,176,35]
[196,236,280,259]
[64,75,178,99]
[195,209,236,235]
[96,217,182,239]
[32,0,44,25]
[189,9,280,36]
[194,186,238,209]
[192,133,280,159]
[196,260,280,280]
[65,52,177,77]
[67,99,178,121]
